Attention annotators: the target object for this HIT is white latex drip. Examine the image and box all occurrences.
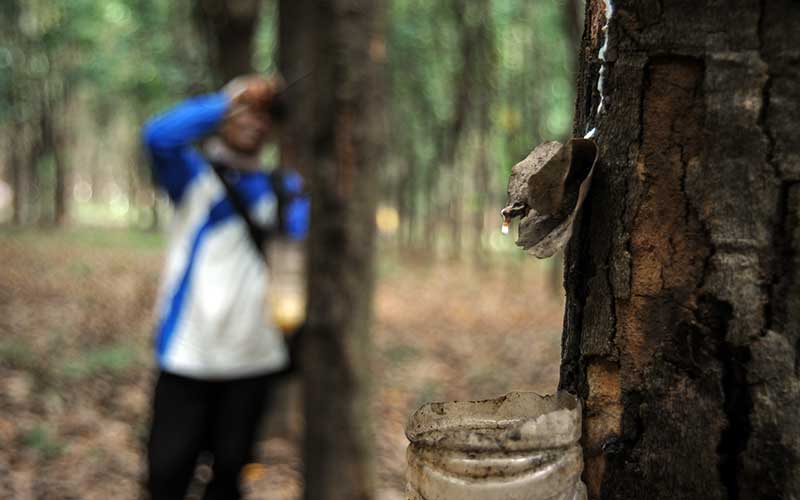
[585,0,614,139]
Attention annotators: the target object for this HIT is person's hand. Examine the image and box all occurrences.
[220,74,286,155]
[230,75,285,114]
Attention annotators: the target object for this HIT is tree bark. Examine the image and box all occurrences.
[193,0,262,86]
[302,1,386,499]
[560,1,800,499]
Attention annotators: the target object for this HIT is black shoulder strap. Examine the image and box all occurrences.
[210,161,271,258]
[269,169,288,234]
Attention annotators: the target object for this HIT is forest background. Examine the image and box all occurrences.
[0,1,581,498]
[0,0,579,246]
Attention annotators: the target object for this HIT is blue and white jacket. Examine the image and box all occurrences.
[143,92,308,379]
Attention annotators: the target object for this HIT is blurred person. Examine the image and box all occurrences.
[141,74,308,500]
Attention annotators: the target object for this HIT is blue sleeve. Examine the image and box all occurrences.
[281,171,310,240]
[142,93,230,203]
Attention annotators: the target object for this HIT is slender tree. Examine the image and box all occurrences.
[560,1,800,498]
[302,0,386,498]
[469,0,496,261]
[441,0,480,258]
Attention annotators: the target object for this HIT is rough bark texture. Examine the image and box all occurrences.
[560,1,800,499]
[302,1,386,499]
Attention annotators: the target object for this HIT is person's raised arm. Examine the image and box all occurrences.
[142,93,230,203]
[143,78,283,204]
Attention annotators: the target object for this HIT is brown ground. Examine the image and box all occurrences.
[0,228,564,500]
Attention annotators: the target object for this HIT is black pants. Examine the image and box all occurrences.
[147,371,273,500]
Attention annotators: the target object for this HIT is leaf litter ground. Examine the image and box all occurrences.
[0,229,563,499]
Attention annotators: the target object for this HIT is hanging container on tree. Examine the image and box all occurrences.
[405,391,586,500]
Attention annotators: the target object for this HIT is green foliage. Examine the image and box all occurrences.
[0,0,209,124]
[386,0,577,248]
[387,0,576,163]
[254,1,278,75]
[1,0,578,251]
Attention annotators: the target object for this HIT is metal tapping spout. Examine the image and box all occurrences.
[500,201,528,234]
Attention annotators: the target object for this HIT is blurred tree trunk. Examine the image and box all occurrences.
[7,105,24,226]
[38,90,68,226]
[28,120,43,225]
[560,1,800,499]
[3,0,28,226]
[397,155,415,249]
[261,0,315,445]
[436,0,496,260]
[127,153,138,227]
[550,0,569,301]
[423,174,436,252]
[441,0,474,259]
[193,0,262,86]
[41,86,69,226]
[470,0,495,262]
[132,126,161,232]
[9,152,21,225]
[563,0,583,77]
[52,127,67,225]
[278,0,314,177]
[472,123,489,261]
[551,0,569,305]
[302,0,386,498]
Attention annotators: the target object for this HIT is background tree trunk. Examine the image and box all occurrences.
[9,130,30,225]
[469,0,495,263]
[193,0,262,85]
[258,0,316,446]
[563,0,583,77]
[302,0,386,498]
[560,1,800,499]
[278,0,314,178]
[43,84,69,226]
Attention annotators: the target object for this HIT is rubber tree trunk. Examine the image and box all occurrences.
[257,0,315,445]
[302,1,386,499]
[193,0,261,86]
[278,0,314,178]
[560,1,800,499]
